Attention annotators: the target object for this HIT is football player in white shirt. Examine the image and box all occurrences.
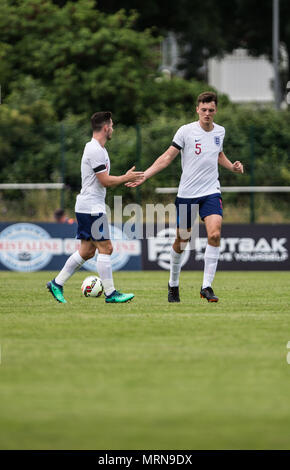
[127,92,243,302]
[47,111,144,304]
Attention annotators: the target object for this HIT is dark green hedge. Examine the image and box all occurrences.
[0,101,290,213]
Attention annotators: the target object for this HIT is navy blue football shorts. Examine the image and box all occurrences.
[75,212,110,241]
[175,193,223,229]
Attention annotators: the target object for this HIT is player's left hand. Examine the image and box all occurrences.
[232,161,244,173]
[125,175,147,188]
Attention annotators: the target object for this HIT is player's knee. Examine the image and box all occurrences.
[97,240,113,255]
[104,242,113,255]
[107,245,113,255]
[208,231,220,246]
[83,248,96,260]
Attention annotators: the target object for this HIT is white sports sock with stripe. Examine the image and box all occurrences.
[169,247,183,287]
[202,244,220,288]
[96,253,115,296]
[55,251,86,286]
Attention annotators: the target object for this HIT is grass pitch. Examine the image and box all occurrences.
[1,270,290,450]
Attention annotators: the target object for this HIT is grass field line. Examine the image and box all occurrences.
[65,312,290,320]
[1,313,288,321]
[78,313,287,319]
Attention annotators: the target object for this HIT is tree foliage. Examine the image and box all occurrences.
[0,0,160,124]
[0,0,227,198]
[0,0,289,220]
[96,0,290,81]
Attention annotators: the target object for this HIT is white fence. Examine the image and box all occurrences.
[0,183,65,190]
[155,186,290,194]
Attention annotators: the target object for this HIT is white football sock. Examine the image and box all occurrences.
[169,247,183,287]
[55,251,86,286]
[202,244,220,288]
[96,253,115,296]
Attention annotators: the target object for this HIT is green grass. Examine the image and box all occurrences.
[1,270,290,450]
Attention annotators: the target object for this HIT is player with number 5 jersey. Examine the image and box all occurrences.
[173,120,225,199]
[126,91,244,303]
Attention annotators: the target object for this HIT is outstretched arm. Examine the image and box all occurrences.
[96,166,144,188]
[218,152,244,173]
[125,145,180,188]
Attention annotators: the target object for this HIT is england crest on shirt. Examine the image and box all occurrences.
[214,136,220,146]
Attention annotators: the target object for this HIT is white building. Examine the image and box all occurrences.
[160,36,285,106]
[208,49,274,103]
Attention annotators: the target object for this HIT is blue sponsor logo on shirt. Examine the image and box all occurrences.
[214,136,220,146]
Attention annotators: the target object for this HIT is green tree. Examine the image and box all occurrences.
[96,0,290,83]
[226,0,290,92]
[90,0,237,78]
[0,77,58,183]
[0,0,160,124]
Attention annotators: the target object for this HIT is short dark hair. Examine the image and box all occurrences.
[91,111,112,131]
[197,92,218,107]
[54,208,65,221]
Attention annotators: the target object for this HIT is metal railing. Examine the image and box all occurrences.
[155,186,290,194]
[0,183,65,190]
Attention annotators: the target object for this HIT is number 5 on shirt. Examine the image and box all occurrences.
[195,143,201,155]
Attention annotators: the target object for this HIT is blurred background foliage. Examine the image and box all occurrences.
[0,0,289,221]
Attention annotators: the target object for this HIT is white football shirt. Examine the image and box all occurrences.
[75,137,110,214]
[172,121,225,198]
